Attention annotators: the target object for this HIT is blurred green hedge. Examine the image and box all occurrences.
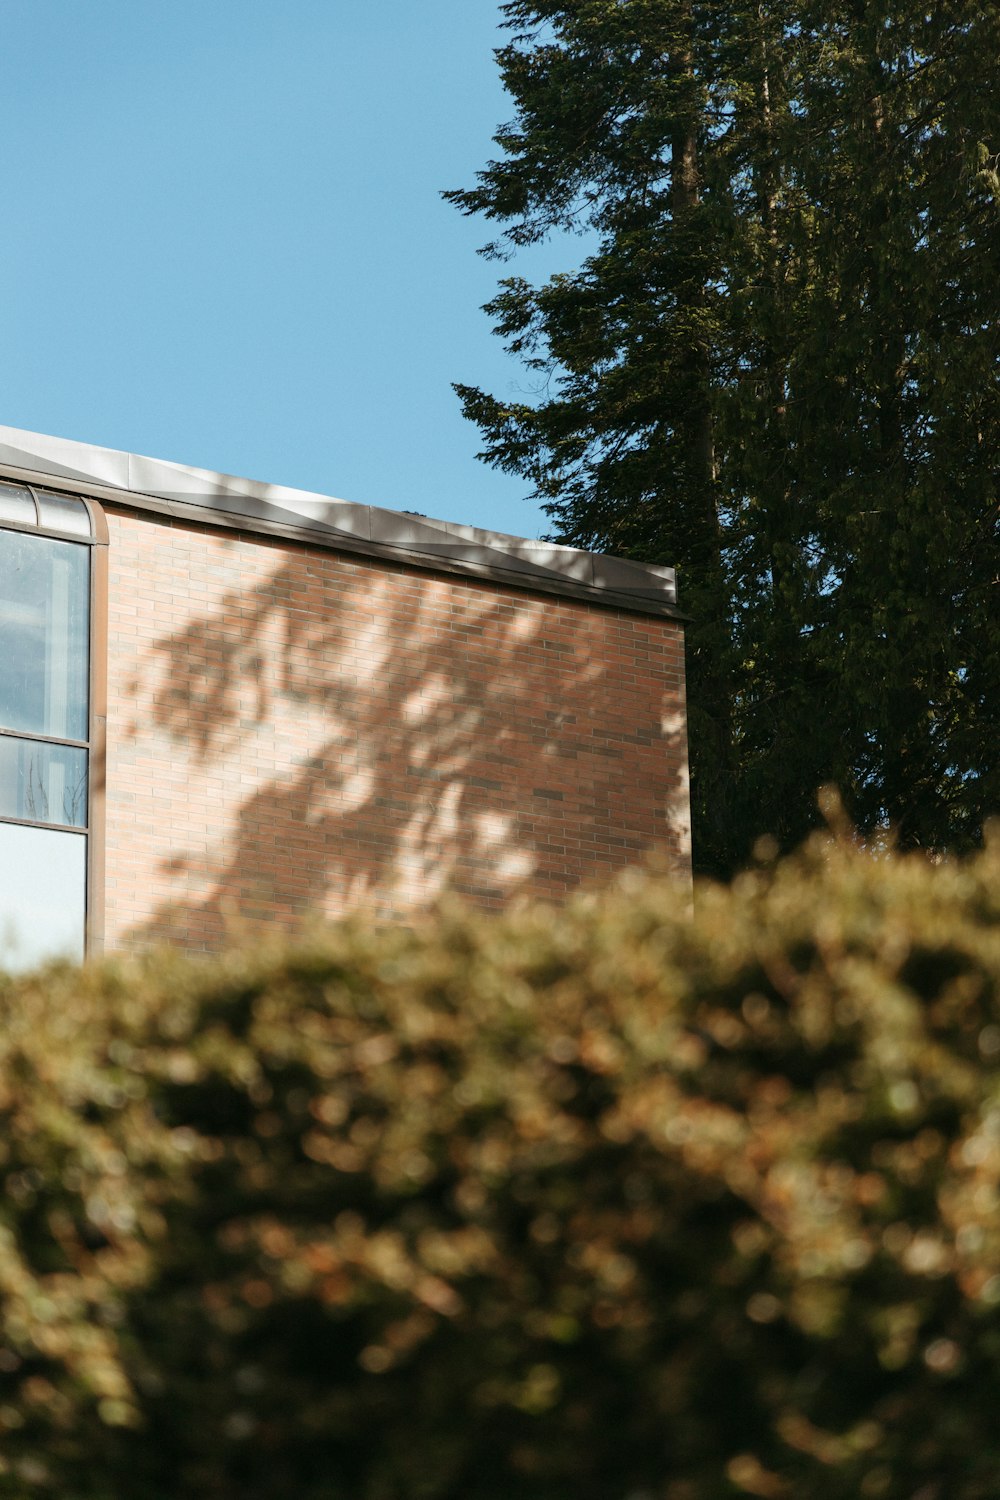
[2,839,1000,1499]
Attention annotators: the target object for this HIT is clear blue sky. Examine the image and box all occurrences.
[0,1,565,538]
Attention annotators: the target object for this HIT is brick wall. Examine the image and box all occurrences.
[102,505,690,952]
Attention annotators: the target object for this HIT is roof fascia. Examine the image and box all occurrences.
[0,426,687,622]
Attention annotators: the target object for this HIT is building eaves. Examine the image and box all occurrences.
[0,424,685,621]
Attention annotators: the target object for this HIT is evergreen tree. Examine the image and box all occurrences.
[447,1,1000,876]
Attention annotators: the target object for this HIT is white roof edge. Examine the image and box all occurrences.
[0,423,681,615]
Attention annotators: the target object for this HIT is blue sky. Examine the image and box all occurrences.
[0,1,566,538]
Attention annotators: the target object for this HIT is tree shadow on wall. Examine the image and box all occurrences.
[120,544,689,951]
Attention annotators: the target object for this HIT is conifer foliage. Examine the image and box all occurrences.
[447,2,1000,875]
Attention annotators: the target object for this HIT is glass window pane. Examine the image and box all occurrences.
[0,482,35,526]
[0,736,87,827]
[0,529,90,740]
[36,493,92,538]
[0,821,86,970]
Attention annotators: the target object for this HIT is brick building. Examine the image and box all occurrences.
[0,424,690,969]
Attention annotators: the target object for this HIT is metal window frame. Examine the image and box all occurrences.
[0,484,108,959]
[0,725,90,751]
[0,810,90,837]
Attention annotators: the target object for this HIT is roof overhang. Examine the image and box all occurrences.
[0,424,684,620]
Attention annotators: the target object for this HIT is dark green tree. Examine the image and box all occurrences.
[447,1,1000,877]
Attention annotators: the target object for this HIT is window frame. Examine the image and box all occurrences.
[0,484,108,958]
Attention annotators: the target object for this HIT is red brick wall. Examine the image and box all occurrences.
[102,505,690,952]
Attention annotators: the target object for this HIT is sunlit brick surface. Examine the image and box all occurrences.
[102,507,690,951]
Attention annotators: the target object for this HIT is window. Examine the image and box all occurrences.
[0,481,104,970]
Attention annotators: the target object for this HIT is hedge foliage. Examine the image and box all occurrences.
[2,839,1000,1498]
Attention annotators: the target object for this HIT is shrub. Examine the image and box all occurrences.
[1,838,1000,1498]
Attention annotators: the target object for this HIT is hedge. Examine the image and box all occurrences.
[1,836,1000,1498]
